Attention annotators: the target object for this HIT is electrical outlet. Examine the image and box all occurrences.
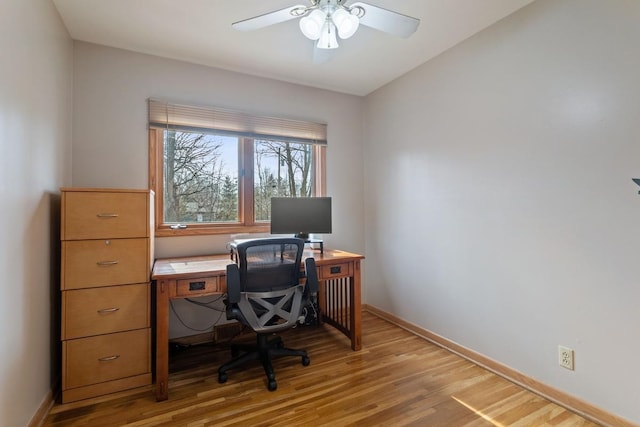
[558,345,574,370]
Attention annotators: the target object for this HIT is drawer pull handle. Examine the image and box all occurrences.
[98,355,120,362]
[96,213,119,218]
[330,266,342,274]
[96,261,119,266]
[189,281,206,291]
[97,307,120,314]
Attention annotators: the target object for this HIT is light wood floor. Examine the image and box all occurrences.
[44,312,599,426]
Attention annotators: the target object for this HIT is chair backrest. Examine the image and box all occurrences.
[235,238,305,293]
[231,238,306,332]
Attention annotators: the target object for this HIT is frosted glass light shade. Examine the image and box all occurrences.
[299,9,326,40]
[317,21,338,49]
[331,8,359,39]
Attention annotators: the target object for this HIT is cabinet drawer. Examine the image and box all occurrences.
[62,238,149,289]
[62,191,149,240]
[174,277,219,297]
[63,284,149,340]
[318,262,352,280]
[63,329,150,390]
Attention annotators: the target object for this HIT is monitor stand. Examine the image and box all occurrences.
[295,234,324,254]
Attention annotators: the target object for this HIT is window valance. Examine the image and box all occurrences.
[148,98,327,145]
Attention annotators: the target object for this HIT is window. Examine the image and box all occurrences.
[148,100,326,236]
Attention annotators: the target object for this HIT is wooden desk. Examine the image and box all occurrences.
[151,248,364,401]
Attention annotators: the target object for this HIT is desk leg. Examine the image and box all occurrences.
[155,280,170,401]
[317,279,326,326]
[319,260,363,351]
[350,260,362,351]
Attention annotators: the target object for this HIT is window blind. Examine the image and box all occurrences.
[148,99,327,145]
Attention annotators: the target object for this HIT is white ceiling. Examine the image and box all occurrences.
[52,0,535,96]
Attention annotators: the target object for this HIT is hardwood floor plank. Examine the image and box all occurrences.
[43,312,599,426]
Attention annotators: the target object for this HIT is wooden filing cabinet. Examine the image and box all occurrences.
[60,188,154,403]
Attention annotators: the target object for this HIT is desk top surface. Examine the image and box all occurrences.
[151,248,363,280]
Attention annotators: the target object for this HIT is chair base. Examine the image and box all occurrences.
[218,333,309,391]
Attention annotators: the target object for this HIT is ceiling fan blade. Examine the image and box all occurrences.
[232,5,307,32]
[350,2,420,38]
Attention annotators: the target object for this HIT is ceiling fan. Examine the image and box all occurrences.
[232,0,420,50]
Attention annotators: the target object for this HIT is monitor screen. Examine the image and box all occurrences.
[270,197,332,238]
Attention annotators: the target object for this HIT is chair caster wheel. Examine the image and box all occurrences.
[302,356,310,366]
[218,372,228,384]
[268,380,277,391]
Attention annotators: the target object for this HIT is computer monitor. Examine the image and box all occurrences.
[270,197,332,240]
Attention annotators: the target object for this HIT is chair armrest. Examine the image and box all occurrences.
[304,257,319,294]
[226,263,241,304]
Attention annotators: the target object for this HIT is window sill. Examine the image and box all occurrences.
[155,224,270,237]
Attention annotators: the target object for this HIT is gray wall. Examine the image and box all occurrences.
[364,0,640,423]
[72,42,365,337]
[0,1,73,426]
[7,0,637,423]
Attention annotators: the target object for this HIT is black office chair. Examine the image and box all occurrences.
[218,237,318,391]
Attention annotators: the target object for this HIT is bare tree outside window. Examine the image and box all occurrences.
[254,140,313,221]
[163,131,238,223]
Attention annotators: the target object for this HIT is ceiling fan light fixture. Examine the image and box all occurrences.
[234,1,420,55]
[299,8,326,40]
[317,21,339,49]
[331,8,359,39]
